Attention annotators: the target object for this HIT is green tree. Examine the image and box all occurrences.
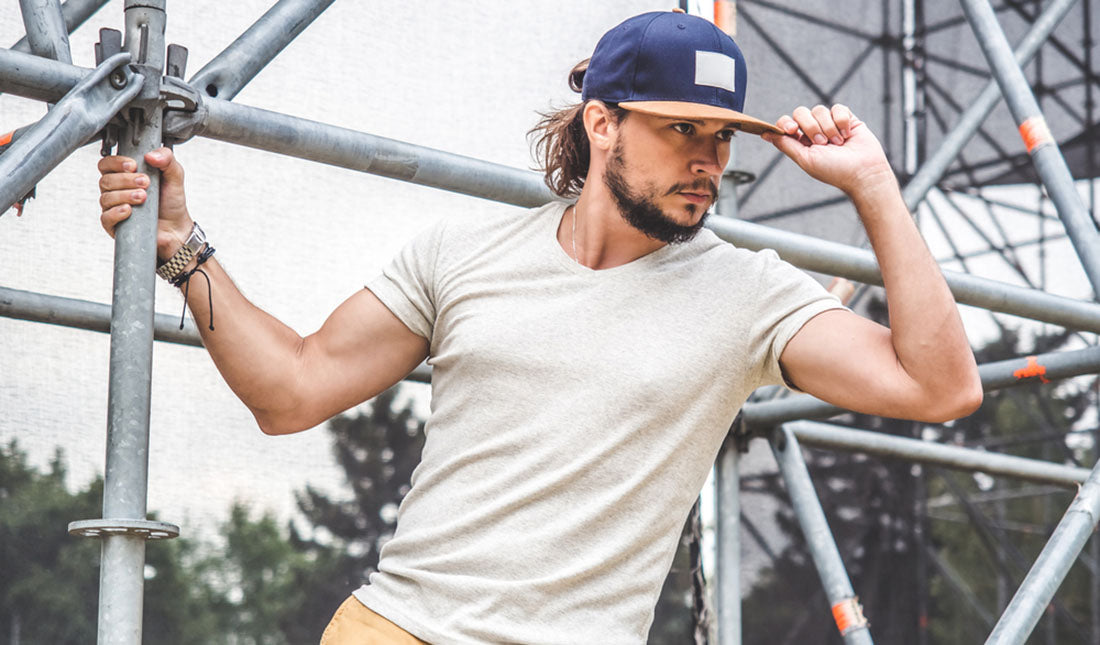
[0,440,225,645]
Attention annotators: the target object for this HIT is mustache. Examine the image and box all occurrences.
[666,178,719,199]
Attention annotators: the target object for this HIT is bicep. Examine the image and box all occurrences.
[778,309,925,419]
[293,288,429,427]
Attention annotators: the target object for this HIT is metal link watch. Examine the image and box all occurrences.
[156,222,206,281]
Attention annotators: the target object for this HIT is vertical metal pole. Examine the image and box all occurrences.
[98,2,165,643]
[715,434,740,645]
[18,0,72,63]
[770,426,874,645]
[901,0,1078,212]
[959,0,1100,295]
[985,459,1100,644]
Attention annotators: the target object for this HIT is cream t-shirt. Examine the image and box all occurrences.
[355,202,843,644]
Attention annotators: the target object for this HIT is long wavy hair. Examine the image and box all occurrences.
[529,59,628,198]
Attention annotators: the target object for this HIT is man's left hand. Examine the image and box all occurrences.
[761,104,894,195]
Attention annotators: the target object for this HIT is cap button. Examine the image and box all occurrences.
[677,23,686,29]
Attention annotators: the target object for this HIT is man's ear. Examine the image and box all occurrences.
[583,101,619,153]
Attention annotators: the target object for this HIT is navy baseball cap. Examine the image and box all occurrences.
[582,11,781,136]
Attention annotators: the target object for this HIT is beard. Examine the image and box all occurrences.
[603,143,717,245]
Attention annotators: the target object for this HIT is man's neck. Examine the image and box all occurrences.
[558,186,667,270]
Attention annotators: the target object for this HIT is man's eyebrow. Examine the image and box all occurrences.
[657,117,741,129]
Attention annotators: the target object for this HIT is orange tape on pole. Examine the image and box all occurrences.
[714,1,736,35]
[1019,116,1054,153]
[0,131,13,147]
[831,597,868,635]
[1013,355,1051,383]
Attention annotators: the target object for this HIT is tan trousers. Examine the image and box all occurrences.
[320,596,428,644]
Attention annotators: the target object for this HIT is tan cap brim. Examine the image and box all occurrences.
[619,100,783,136]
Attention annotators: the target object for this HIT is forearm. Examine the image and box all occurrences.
[848,174,980,401]
[163,247,309,427]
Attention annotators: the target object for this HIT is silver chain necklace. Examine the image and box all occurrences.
[571,204,579,263]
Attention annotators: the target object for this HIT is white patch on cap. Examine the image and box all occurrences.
[695,50,736,92]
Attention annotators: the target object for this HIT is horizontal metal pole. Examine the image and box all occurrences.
[901,0,1078,210]
[788,420,1091,487]
[0,286,434,384]
[0,286,200,345]
[0,43,86,102]
[986,456,1100,643]
[189,0,335,101]
[195,97,557,207]
[706,215,1100,334]
[11,0,109,52]
[743,345,1100,428]
[3,49,1098,332]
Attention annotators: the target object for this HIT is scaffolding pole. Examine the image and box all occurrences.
[18,0,73,63]
[64,4,180,643]
[771,425,873,644]
[742,345,1100,429]
[11,0,109,53]
[787,420,1092,487]
[960,0,1100,296]
[188,0,335,100]
[3,48,1100,332]
[985,459,1100,643]
[901,0,1078,211]
[715,431,741,645]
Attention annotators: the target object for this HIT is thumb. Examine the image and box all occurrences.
[762,131,807,161]
[144,146,184,184]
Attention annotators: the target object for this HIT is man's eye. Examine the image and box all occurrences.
[672,123,695,135]
[717,129,738,141]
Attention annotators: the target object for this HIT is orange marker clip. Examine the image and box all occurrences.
[831,597,868,635]
[1019,117,1053,154]
[1013,356,1050,384]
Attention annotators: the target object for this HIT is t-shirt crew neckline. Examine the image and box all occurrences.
[547,201,679,277]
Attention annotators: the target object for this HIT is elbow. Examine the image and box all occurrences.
[922,378,984,423]
[254,409,311,436]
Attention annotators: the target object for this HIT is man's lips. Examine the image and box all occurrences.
[678,191,713,204]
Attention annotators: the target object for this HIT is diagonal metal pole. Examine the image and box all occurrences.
[985,459,1100,643]
[0,53,142,213]
[11,0,110,52]
[18,0,73,63]
[770,426,874,644]
[901,0,1078,211]
[960,0,1100,296]
[188,0,335,100]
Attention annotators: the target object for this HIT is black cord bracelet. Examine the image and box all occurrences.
[172,245,216,331]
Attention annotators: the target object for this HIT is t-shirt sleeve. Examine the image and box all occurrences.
[751,248,847,389]
[365,219,448,341]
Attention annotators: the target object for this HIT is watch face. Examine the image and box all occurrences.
[187,223,206,251]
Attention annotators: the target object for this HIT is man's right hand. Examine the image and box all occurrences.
[97,146,193,260]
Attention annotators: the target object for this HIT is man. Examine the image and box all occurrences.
[97,10,981,644]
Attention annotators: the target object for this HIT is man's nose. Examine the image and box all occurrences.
[690,142,725,176]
